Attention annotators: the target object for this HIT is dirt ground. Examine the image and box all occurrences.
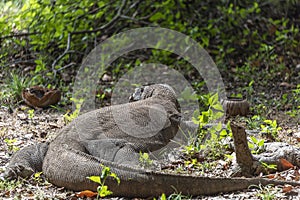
[0,105,299,199]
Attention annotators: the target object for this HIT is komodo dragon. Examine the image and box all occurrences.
[2,84,300,198]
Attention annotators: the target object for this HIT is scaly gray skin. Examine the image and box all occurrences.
[2,84,300,198]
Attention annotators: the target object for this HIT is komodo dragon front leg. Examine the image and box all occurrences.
[2,143,48,179]
[82,139,141,165]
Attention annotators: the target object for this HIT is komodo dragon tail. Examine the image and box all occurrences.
[42,144,300,198]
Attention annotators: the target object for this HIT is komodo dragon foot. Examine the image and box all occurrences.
[2,143,48,179]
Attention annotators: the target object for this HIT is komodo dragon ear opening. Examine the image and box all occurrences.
[129,87,144,102]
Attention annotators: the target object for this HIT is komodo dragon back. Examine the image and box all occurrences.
[2,84,300,198]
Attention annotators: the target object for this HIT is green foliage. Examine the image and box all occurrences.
[27,109,35,119]
[165,193,191,200]
[0,72,31,104]
[286,84,300,118]
[184,92,229,166]
[248,136,265,154]
[252,184,278,200]
[33,172,44,184]
[139,152,153,168]
[260,120,282,140]
[193,92,224,125]
[87,165,120,198]
[260,162,277,171]
[178,87,198,103]
[0,179,22,192]
[249,115,264,125]
[0,1,298,88]
[4,138,19,152]
[63,98,84,123]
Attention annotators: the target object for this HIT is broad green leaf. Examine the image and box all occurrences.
[98,185,113,197]
[110,173,120,184]
[149,12,165,21]
[87,176,101,184]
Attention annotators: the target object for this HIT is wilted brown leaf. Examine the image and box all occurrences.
[282,185,293,193]
[280,158,294,170]
[76,190,98,198]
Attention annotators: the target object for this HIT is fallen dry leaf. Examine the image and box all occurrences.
[282,185,293,193]
[76,190,98,198]
[267,174,275,179]
[280,158,294,170]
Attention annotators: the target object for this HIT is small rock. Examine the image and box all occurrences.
[17,113,27,120]
[24,134,33,139]
[102,74,112,82]
[296,64,300,72]
[49,122,59,128]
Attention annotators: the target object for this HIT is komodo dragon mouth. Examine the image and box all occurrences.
[2,84,300,198]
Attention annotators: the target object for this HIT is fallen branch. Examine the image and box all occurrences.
[0,31,41,40]
[51,33,72,75]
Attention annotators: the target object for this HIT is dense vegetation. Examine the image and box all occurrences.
[1,0,299,100]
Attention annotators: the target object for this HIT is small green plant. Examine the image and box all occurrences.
[139,152,153,168]
[252,184,279,200]
[27,109,35,119]
[155,192,190,200]
[87,165,120,198]
[0,179,22,192]
[4,138,19,152]
[9,72,31,100]
[0,72,31,105]
[33,172,44,183]
[260,162,277,172]
[184,158,202,169]
[286,84,300,117]
[248,136,265,154]
[183,92,229,167]
[63,98,84,123]
[253,103,269,116]
[193,92,224,125]
[166,193,191,200]
[260,120,282,140]
[230,93,243,98]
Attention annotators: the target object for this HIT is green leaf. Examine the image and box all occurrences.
[101,166,111,179]
[34,171,43,178]
[219,129,228,138]
[212,103,224,111]
[210,93,219,105]
[258,139,264,147]
[110,173,120,184]
[87,176,101,184]
[160,193,167,200]
[250,136,257,144]
[215,122,223,132]
[263,120,272,125]
[98,185,113,197]
[74,9,85,16]
[150,12,165,21]
[248,142,254,150]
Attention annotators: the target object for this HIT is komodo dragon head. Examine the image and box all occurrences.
[129,84,180,111]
